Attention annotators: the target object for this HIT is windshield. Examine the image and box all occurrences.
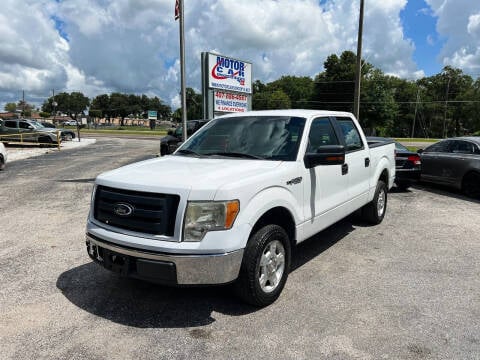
[395,142,409,152]
[29,121,45,129]
[177,116,306,161]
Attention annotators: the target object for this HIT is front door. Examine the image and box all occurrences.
[302,117,348,238]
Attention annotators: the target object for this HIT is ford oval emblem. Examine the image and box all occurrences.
[113,202,134,217]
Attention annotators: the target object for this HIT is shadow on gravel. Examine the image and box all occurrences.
[56,262,255,328]
[413,182,480,204]
[292,217,355,271]
[57,218,356,328]
[56,178,96,183]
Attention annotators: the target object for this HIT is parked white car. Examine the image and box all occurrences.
[86,110,396,306]
[0,141,7,170]
[63,120,78,126]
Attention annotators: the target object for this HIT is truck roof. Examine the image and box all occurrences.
[217,109,354,119]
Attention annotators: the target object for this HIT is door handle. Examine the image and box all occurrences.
[341,163,348,175]
[365,157,370,167]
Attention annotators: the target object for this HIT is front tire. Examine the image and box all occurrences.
[361,180,387,224]
[235,224,291,307]
[160,144,169,156]
[38,136,53,144]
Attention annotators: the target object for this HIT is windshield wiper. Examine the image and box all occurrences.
[175,149,202,157]
[205,152,265,160]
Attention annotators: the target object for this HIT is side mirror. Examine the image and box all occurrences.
[28,125,34,129]
[304,145,345,169]
[417,149,424,154]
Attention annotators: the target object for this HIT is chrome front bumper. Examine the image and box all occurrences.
[86,234,244,285]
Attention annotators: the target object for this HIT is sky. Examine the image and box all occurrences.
[0,0,479,111]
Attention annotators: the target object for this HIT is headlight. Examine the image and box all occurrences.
[183,200,240,242]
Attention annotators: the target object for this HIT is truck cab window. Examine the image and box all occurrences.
[307,118,339,153]
[336,117,363,151]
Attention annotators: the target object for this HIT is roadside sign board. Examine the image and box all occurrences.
[208,53,252,94]
[214,91,248,113]
[148,110,157,120]
[202,52,253,118]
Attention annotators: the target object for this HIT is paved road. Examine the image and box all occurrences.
[1,138,479,359]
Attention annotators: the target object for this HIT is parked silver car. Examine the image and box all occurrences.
[419,137,480,198]
[0,119,60,144]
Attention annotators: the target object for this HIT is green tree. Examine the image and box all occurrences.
[311,51,373,112]
[42,92,89,121]
[4,102,16,112]
[417,66,474,137]
[268,76,314,108]
[17,100,34,117]
[361,70,399,135]
[109,93,129,125]
[91,94,110,120]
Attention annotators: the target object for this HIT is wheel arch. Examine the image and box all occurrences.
[250,206,296,250]
[378,168,389,186]
[461,170,480,196]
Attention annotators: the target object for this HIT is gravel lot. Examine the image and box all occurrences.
[1,138,479,360]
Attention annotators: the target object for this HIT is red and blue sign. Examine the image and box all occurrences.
[208,54,252,94]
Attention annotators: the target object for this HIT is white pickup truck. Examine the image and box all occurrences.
[86,110,395,306]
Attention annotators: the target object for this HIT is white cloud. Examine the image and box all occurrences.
[4,0,471,110]
[468,13,480,36]
[425,0,480,75]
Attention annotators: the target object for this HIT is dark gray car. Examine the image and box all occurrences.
[419,137,480,198]
[160,119,210,155]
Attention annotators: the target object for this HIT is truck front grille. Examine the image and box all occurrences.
[93,185,180,236]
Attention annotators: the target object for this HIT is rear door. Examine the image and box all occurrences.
[334,116,370,204]
[443,140,478,185]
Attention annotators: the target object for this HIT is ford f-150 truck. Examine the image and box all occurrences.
[86,110,395,306]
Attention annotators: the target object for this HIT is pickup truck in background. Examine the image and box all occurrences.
[160,119,210,156]
[0,119,60,144]
[86,110,395,306]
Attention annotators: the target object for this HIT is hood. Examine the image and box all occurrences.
[160,135,178,144]
[96,155,282,200]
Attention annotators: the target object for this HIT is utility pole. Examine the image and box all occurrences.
[353,0,364,121]
[177,0,187,142]
[442,76,451,139]
[411,87,420,138]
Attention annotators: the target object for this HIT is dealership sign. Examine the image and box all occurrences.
[148,110,157,120]
[214,91,248,113]
[208,53,252,94]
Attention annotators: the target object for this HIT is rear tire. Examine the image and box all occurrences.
[462,172,480,198]
[361,180,387,224]
[160,144,169,156]
[0,155,5,170]
[395,180,411,191]
[235,224,291,307]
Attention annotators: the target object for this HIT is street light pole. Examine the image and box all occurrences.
[52,89,57,125]
[353,0,364,121]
